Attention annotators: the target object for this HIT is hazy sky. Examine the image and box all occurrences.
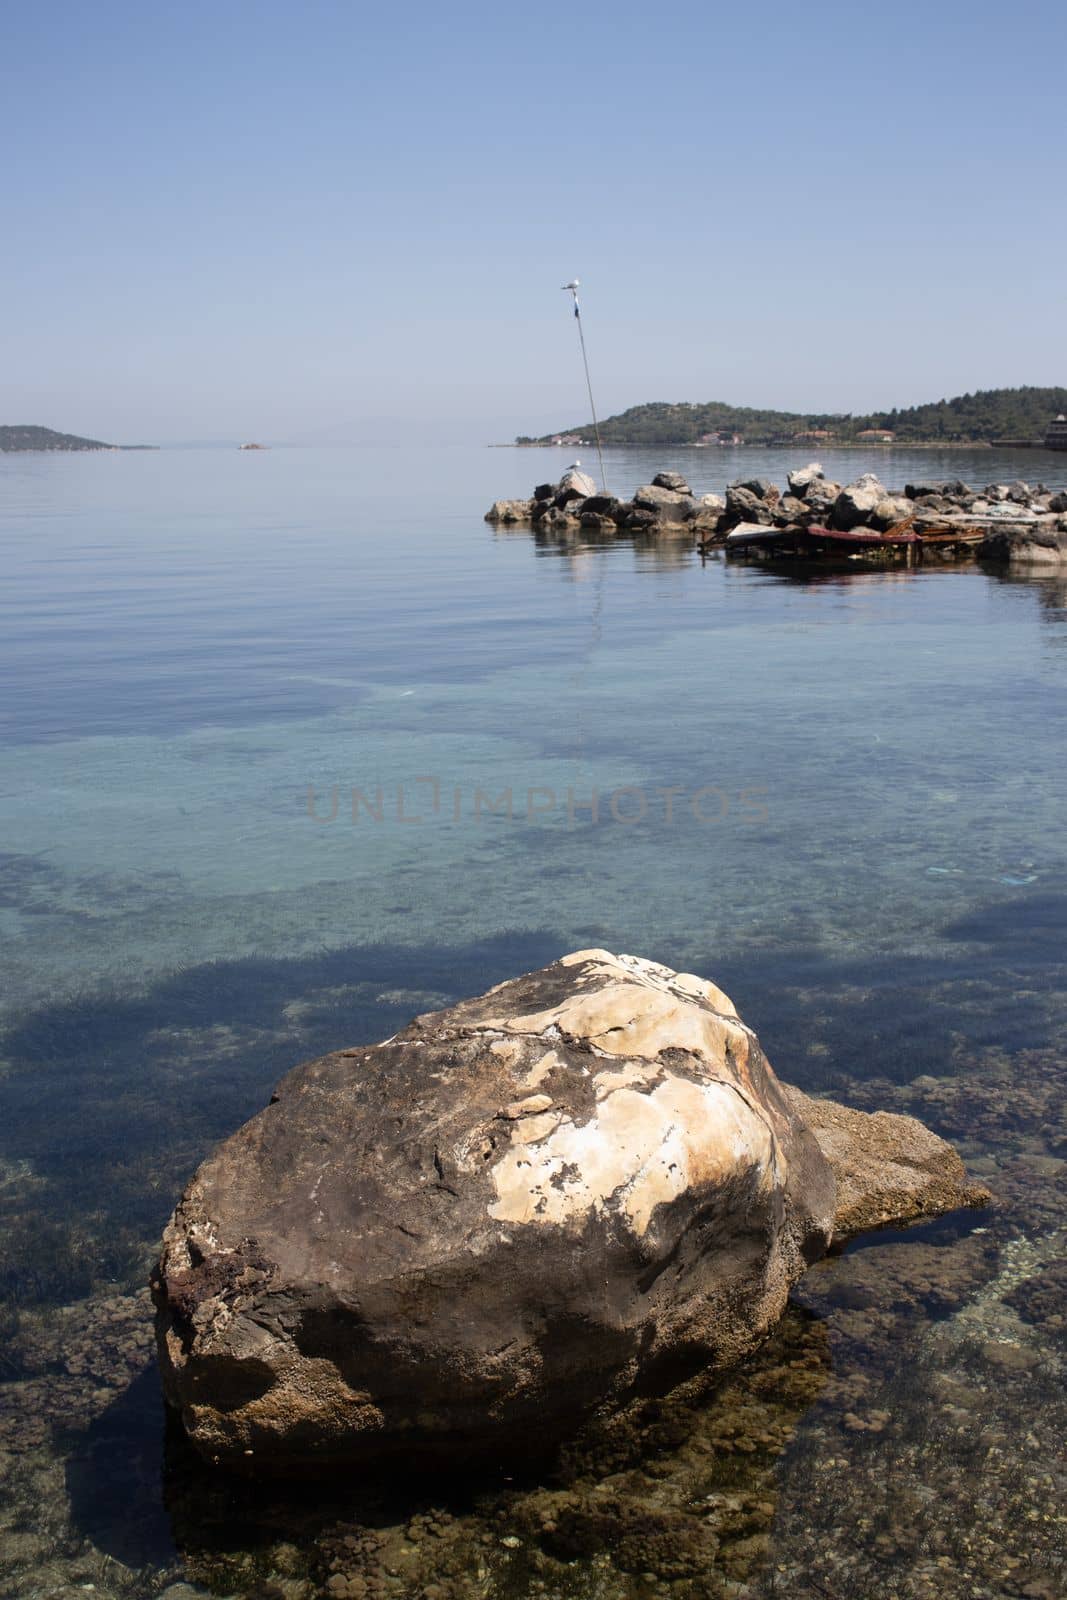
[2,0,1064,444]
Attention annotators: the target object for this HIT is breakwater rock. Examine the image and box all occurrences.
[487,466,1067,562]
[153,951,987,1473]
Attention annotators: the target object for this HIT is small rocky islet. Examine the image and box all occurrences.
[487,465,1067,567]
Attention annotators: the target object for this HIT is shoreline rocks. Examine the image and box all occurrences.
[153,951,988,1475]
[486,464,1067,563]
[781,1086,989,1240]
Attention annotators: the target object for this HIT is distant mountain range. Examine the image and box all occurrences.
[0,424,157,452]
[519,386,1067,447]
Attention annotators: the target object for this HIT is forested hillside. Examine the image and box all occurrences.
[521,387,1067,446]
[0,425,111,452]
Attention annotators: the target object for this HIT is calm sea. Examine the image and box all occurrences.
[0,443,1064,1599]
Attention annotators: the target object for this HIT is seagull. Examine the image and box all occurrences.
[561,279,580,292]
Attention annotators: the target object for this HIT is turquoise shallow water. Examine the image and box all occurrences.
[0,443,1065,1599]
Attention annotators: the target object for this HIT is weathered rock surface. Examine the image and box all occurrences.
[871,495,913,530]
[578,494,623,530]
[772,494,810,527]
[632,484,697,523]
[557,467,597,502]
[154,951,987,1475]
[981,523,1067,565]
[801,478,842,518]
[735,477,778,501]
[652,471,691,494]
[833,474,887,530]
[485,499,534,524]
[536,504,581,531]
[905,479,971,502]
[723,483,777,530]
[690,502,728,537]
[689,495,728,537]
[787,462,824,496]
[781,1086,990,1239]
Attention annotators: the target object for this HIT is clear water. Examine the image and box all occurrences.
[0,444,1064,1600]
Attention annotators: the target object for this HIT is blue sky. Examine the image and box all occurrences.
[1,0,1063,443]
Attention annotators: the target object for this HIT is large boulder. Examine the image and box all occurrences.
[734,477,778,501]
[772,494,811,528]
[981,524,1067,565]
[619,505,658,531]
[870,495,913,531]
[803,478,842,518]
[723,482,777,530]
[631,484,697,524]
[557,467,597,505]
[651,471,692,494]
[787,462,824,496]
[154,952,839,1471]
[578,494,624,531]
[578,493,622,519]
[153,951,986,1475]
[688,494,727,538]
[833,473,887,530]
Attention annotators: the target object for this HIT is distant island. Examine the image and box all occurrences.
[0,424,156,452]
[519,386,1067,449]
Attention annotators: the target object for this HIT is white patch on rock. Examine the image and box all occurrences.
[489,1065,775,1235]
[493,950,746,1067]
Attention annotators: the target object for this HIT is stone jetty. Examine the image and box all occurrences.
[153,950,987,1473]
[487,465,1067,566]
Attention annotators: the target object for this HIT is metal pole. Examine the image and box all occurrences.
[562,280,608,493]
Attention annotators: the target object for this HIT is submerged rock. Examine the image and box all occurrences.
[153,951,987,1474]
[781,1086,990,1239]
